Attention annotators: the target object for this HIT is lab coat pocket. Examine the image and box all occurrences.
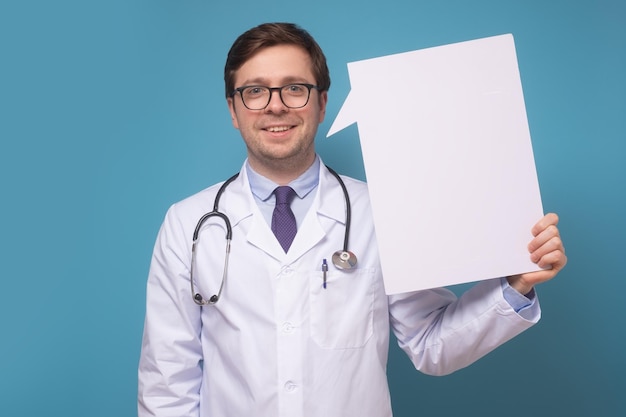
[309,268,375,349]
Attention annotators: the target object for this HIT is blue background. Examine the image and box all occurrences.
[1,0,624,415]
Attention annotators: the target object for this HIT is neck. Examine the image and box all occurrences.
[248,153,316,185]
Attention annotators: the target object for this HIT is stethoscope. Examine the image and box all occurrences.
[190,165,358,305]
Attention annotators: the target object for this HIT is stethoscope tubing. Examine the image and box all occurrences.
[324,165,351,254]
[190,173,238,304]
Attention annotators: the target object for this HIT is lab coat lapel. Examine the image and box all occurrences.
[247,214,286,261]
[222,167,285,260]
[284,207,325,262]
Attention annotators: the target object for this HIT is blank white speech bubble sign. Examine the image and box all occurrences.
[327,34,544,294]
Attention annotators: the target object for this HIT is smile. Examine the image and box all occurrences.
[265,126,292,132]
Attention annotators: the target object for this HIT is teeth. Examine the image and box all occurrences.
[267,126,290,132]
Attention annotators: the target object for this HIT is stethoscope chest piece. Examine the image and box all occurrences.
[332,250,357,270]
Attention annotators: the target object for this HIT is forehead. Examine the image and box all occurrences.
[234,44,315,86]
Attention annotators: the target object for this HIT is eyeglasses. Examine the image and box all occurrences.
[231,83,321,110]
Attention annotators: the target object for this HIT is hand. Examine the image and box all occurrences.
[507,213,567,295]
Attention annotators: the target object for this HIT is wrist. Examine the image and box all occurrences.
[506,275,533,296]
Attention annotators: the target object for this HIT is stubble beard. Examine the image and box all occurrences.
[246,131,317,179]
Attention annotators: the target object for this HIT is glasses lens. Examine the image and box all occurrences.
[280,84,310,108]
[241,86,270,110]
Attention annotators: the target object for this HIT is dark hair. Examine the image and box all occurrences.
[224,22,331,98]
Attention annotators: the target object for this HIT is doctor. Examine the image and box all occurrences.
[138,22,567,417]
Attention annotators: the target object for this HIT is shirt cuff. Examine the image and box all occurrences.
[500,277,539,321]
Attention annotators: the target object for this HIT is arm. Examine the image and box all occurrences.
[389,213,567,376]
[138,205,203,417]
[389,278,538,376]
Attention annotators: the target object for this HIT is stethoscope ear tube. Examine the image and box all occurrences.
[190,174,238,306]
[191,233,231,306]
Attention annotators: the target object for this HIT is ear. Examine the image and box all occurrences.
[318,90,328,124]
[227,97,239,129]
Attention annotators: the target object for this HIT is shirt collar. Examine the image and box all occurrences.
[246,156,320,202]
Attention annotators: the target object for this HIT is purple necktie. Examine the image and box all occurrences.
[271,186,297,252]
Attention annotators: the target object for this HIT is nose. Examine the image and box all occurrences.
[265,88,288,113]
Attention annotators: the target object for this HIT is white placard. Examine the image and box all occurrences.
[328,34,544,294]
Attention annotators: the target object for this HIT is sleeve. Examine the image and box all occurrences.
[138,204,203,417]
[388,278,540,376]
[500,277,540,321]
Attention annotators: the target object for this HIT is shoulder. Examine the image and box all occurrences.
[320,164,368,194]
[173,183,221,213]
[161,179,231,231]
[335,174,371,205]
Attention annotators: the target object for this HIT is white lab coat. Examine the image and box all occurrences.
[138,161,539,417]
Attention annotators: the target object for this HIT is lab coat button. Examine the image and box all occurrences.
[284,381,297,392]
[282,322,294,333]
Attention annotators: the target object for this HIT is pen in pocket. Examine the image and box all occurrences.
[322,258,328,289]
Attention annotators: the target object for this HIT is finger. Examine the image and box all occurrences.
[535,249,567,271]
[531,213,559,237]
[529,224,562,254]
[517,269,555,288]
[519,250,567,286]
[530,233,564,263]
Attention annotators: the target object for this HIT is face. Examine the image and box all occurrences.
[227,44,328,180]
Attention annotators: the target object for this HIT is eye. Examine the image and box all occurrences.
[243,86,267,97]
[284,84,306,95]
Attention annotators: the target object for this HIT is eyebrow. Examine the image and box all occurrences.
[238,76,313,87]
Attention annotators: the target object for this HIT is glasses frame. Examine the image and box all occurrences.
[231,83,321,110]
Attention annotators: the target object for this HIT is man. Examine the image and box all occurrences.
[138,22,566,416]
